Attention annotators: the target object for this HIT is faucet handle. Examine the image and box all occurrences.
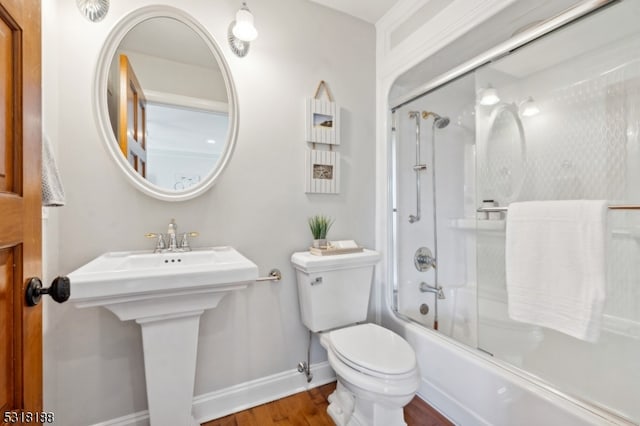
[145,232,166,252]
[180,232,199,250]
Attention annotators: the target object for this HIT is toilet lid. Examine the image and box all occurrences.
[329,323,416,376]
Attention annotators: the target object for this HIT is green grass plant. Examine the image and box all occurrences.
[308,214,334,239]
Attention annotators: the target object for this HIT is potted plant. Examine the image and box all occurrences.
[308,214,334,249]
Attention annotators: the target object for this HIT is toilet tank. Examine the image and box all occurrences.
[290,249,381,332]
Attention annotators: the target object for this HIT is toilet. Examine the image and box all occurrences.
[291,249,419,426]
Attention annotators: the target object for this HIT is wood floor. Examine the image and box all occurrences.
[202,382,453,426]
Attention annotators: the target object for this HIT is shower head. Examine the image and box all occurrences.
[434,116,450,129]
[421,111,450,129]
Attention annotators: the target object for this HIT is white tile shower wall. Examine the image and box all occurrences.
[42,1,375,425]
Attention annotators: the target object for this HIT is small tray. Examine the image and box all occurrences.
[309,246,364,256]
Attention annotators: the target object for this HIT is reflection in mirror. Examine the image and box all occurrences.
[146,103,228,190]
[482,103,526,203]
[105,16,230,192]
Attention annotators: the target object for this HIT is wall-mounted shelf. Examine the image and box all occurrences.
[449,218,640,240]
[448,218,505,232]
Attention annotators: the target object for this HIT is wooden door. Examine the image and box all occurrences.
[0,0,43,423]
[118,54,147,178]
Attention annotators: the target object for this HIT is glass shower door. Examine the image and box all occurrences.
[474,1,640,422]
[391,73,477,344]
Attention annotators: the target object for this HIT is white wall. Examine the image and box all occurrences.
[42,1,375,424]
[115,50,228,102]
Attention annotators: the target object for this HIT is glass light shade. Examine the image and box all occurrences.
[77,0,109,23]
[479,86,500,106]
[520,97,540,117]
[232,8,258,41]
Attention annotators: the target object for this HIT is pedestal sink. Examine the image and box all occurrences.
[68,246,258,426]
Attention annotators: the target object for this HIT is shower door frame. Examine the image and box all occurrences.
[389,0,616,113]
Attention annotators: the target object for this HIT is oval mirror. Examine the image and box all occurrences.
[481,103,526,203]
[94,6,238,201]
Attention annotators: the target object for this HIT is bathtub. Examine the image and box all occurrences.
[383,307,635,426]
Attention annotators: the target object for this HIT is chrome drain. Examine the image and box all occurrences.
[419,303,430,315]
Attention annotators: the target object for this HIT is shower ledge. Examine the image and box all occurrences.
[68,247,258,426]
[450,218,638,238]
[448,217,506,231]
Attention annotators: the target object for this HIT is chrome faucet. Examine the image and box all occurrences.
[167,219,178,251]
[419,282,445,299]
[145,232,167,253]
[145,219,199,253]
[180,232,199,250]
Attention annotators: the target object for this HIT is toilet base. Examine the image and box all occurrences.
[326,380,408,426]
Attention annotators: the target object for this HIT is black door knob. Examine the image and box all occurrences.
[25,276,70,306]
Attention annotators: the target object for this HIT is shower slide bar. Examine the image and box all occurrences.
[408,111,426,223]
[476,204,640,213]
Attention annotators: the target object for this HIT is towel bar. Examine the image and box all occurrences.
[476,204,640,213]
[256,269,282,282]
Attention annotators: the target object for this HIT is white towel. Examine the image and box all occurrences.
[505,200,607,342]
[42,136,65,207]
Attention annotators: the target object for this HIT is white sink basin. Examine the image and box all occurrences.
[69,246,258,306]
[67,246,259,426]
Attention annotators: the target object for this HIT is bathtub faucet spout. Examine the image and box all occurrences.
[419,282,445,299]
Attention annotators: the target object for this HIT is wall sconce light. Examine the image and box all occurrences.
[478,84,500,106]
[228,2,258,58]
[77,0,109,23]
[519,96,540,117]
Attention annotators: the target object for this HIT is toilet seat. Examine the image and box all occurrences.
[326,323,417,380]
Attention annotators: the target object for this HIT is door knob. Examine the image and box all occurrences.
[25,276,70,306]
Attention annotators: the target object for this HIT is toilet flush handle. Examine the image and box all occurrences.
[311,276,323,286]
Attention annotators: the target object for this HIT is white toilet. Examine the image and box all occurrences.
[291,249,419,426]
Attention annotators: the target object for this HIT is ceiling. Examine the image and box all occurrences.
[308,0,400,24]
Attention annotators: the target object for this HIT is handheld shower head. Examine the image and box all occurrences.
[421,111,450,129]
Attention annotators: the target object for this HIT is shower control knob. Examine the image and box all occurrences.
[25,276,71,306]
[414,247,436,271]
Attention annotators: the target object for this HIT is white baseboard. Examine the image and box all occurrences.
[89,412,150,426]
[90,362,336,426]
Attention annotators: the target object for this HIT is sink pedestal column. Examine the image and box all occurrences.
[100,289,245,426]
[138,310,203,426]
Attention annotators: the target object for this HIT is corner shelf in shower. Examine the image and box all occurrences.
[448,218,506,232]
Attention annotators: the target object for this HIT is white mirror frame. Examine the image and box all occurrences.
[94,5,239,202]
